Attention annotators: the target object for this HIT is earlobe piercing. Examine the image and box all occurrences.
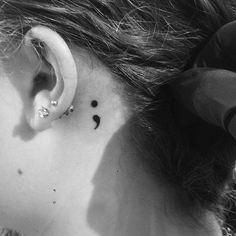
[38,107,50,118]
[38,101,74,119]
[50,100,58,106]
[38,100,58,119]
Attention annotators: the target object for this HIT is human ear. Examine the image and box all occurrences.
[24,26,77,132]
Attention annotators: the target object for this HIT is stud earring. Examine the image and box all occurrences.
[38,107,50,118]
[38,100,58,119]
[64,105,74,116]
[38,102,74,119]
[50,100,58,106]
[59,105,74,119]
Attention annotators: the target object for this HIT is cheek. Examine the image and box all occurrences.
[0,74,23,136]
[0,76,58,232]
[0,130,61,234]
[0,80,91,234]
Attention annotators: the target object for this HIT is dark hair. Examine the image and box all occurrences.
[1,0,236,218]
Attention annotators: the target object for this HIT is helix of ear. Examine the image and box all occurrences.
[24,26,78,132]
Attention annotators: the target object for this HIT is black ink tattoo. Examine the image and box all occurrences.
[91,100,98,108]
[93,115,100,129]
[91,100,100,129]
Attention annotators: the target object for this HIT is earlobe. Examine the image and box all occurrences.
[24,26,78,131]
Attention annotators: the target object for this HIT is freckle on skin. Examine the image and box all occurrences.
[53,201,56,204]
[18,169,23,175]
[53,189,56,192]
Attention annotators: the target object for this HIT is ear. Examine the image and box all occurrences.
[24,26,78,132]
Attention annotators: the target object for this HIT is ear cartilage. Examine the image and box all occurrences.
[38,107,50,118]
[24,26,78,132]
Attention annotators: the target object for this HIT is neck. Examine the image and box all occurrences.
[88,152,222,236]
[88,142,222,236]
[40,124,222,236]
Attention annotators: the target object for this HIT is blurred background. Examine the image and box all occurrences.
[226,183,236,231]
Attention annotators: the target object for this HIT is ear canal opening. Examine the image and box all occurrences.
[30,58,57,98]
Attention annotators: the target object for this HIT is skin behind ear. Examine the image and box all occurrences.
[24,26,78,132]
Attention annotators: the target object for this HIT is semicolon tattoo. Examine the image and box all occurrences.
[93,115,101,129]
[91,100,98,108]
[91,100,100,129]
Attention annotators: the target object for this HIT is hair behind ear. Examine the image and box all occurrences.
[1,0,236,216]
[178,0,235,31]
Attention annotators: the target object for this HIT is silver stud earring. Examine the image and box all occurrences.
[38,102,74,119]
[59,105,74,119]
[38,107,50,118]
[64,105,74,116]
[50,100,58,106]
